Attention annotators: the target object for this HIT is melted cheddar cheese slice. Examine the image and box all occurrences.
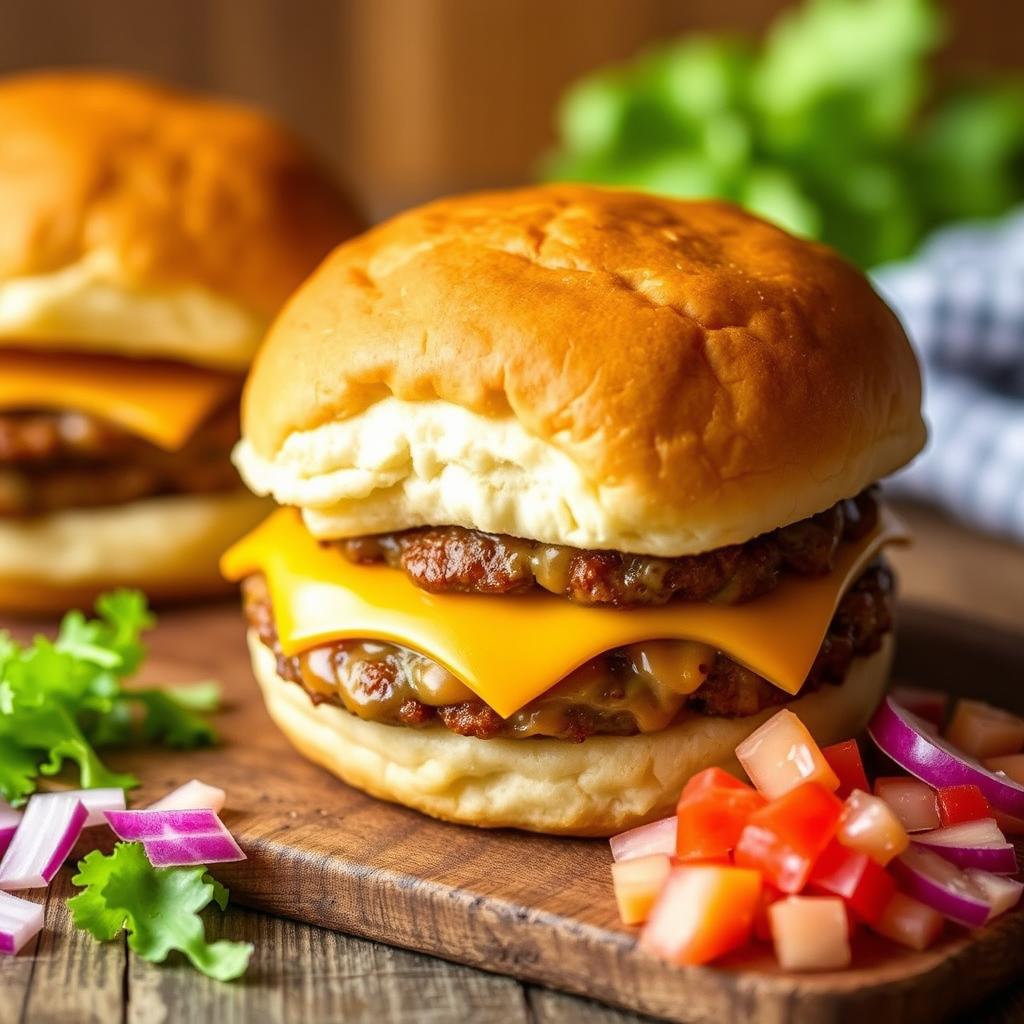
[223,508,906,719]
[0,349,239,451]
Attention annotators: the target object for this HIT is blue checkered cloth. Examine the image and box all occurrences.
[873,209,1024,541]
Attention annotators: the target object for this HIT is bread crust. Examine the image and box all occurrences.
[249,630,892,836]
[0,490,270,614]
[240,185,925,552]
[0,71,363,368]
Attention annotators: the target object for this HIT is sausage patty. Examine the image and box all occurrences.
[0,403,242,517]
[243,558,893,742]
[337,489,879,607]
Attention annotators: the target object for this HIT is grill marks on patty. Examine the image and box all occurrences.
[243,559,894,742]
[338,489,879,607]
[0,403,242,517]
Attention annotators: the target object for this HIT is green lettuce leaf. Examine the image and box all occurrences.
[69,843,252,982]
[0,589,217,803]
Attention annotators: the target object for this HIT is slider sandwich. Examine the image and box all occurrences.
[224,185,925,835]
[0,71,362,611]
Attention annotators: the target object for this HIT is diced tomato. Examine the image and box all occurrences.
[769,896,851,970]
[874,776,940,832]
[807,840,896,925]
[821,740,870,799]
[676,768,766,861]
[735,709,840,799]
[734,782,844,893]
[680,766,749,798]
[837,789,909,866]
[611,854,672,925]
[640,864,761,966]
[935,784,993,826]
[946,699,1024,759]
[889,686,948,729]
[871,891,944,951]
[753,883,784,942]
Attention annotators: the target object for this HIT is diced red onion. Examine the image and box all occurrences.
[891,845,992,928]
[913,819,1018,874]
[0,800,21,859]
[0,793,88,890]
[148,779,226,814]
[104,809,244,867]
[965,870,1024,921]
[868,697,1024,817]
[609,816,676,863]
[55,788,126,828]
[0,891,44,955]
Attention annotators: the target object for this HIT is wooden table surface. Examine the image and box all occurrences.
[2,501,1023,1024]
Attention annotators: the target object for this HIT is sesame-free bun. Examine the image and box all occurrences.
[0,71,363,370]
[236,185,925,556]
[0,490,270,614]
[249,630,892,836]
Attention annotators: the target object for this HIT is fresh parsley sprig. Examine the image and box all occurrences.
[0,590,217,804]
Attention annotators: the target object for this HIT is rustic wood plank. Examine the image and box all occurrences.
[527,986,652,1022]
[0,888,46,1024]
[128,901,531,1024]
[18,871,125,1024]
[62,601,1020,1024]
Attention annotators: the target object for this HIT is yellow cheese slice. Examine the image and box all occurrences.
[0,349,239,451]
[222,509,906,719]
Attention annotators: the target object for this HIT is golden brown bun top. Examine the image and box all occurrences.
[241,185,925,553]
[0,70,363,323]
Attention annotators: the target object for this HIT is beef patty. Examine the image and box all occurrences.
[0,403,242,517]
[243,559,893,742]
[338,489,879,607]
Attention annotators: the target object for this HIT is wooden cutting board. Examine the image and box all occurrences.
[8,602,1024,1024]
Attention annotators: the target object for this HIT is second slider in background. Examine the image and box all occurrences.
[0,70,363,614]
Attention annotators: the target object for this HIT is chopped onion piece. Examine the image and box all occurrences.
[0,800,21,859]
[965,870,1024,921]
[0,793,88,889]
[837,789,909,866]
[913,819,1018,874]
[58,788,126,827]
[874,777,940,832]
[946,700,1024,760]
[868,697,1024,817]
[890,846,991,928]
[148,779,226,814]
[735,709,839,799]
[104,809,245,867]
[0,891,43,955]
[769,896,851,971]
[871,892,944,951]
[609,816,676,863]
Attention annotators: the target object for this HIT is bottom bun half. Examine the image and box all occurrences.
[0,491,271,615]
[249,630,893,836]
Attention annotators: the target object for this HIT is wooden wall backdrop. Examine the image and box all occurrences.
[0,0,1019,219]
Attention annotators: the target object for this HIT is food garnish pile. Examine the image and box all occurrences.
[610,694,1024,970]
[0,594,251,980]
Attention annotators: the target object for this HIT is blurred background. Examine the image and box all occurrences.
[0,0,1018,222]
[1,0,1022,619]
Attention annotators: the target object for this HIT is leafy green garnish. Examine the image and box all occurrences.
[542,0,1024,267]
[69,843,252,982]
[0,590,217,804]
